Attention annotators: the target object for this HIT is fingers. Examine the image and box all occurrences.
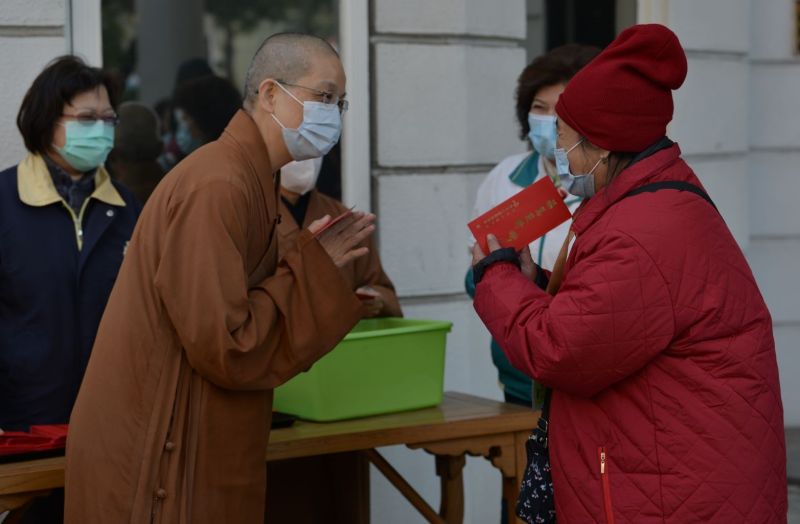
[325,211,360,236]
[347,223,376,250]
[307,215,332,235]
[486,234,502,252]
[356,286,380,298]
[341,212,376,239]
[519,246,533,265]
[471,242,486,266]
[335,246,370,268]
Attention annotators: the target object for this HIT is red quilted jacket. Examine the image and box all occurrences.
[474,144,787,523]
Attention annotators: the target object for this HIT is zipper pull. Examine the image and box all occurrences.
[600,449,606,475]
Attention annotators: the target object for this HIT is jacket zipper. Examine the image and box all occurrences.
[60,197,92,251]
[598,447,615,524]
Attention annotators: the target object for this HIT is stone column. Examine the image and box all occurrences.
[369,1,527,522]
[747,0,800,428]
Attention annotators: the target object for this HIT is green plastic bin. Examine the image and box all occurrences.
[273,318,452,422]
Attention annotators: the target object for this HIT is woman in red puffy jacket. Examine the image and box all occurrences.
[471,24,787,523]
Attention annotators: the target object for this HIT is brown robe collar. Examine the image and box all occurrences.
[220,110,273,181]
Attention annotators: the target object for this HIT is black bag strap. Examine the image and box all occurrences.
[622,180,719,213]
[540,388,551,430]
[537,179,717,435]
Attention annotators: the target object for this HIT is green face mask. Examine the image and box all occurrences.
[56,121,115,172]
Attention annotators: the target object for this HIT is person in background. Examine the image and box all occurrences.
[465,44,599,412]
[472,24,786,522]
[265,156,401,522]
[156,57,216,170]
[171,74,242,157]
[107,101,165,204]
[0,55,141,523]
[279,157,402,318]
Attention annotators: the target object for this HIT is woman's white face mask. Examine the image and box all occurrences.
[280,157,324,195]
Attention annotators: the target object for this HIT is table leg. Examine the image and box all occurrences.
[364,449,445,524]
[510,431,529,524]
[435,454,465,524]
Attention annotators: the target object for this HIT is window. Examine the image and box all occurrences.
[101,0,346,199]
[525,0,637,56]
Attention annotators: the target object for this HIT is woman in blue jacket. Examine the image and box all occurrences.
[0,56,141,433]
[0,54,141,523]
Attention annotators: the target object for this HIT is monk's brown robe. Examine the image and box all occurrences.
[64,111,362,524]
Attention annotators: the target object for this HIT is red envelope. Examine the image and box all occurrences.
[0,424,68,456]
[313,207,355,237]
[469,176,572,254]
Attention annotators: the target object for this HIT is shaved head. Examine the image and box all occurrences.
[243,33,339,112]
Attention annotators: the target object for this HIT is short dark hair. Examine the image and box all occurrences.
[16,55,119,155]
[173,75,242,142]
[515,44,601,141]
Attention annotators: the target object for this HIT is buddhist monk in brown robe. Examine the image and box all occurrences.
[277,157,402,318]
[65,33,374,524]
[264,158,402,523]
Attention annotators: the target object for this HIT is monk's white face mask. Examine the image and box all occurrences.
[280,157,323,195]
[271,82,341,161]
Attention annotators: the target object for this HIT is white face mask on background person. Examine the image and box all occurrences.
[554,138,603,198]
[280,157,324,195]
[271,82,342,161]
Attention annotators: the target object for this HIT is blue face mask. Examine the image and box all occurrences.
[527,113,557,160]
[55,121,114,172]
[271,82,342,161]
[174,109,204,155]
[554,138,602,198]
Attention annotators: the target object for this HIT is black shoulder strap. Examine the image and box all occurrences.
[539,181,717,430]
[622,180,718,213]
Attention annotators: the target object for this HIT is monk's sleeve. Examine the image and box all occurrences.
[353,234,403,317]
[153,180,362,390]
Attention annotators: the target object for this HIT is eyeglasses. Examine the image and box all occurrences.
[61,113,120,127]
[277,81,349,113]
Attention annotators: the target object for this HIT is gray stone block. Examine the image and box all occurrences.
[776,326,800,426]
[376,172,486,296]
[749,152,800,237]
[667,0,749,53]
[0,0,64,27]
[750,63,800,150]
[748,238,800,325]
[374,0,525,39]
[751,0,795,60]
[671,56,749,156]
[374,43,526,167]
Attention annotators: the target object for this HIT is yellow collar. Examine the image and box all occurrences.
[17,153,126,208]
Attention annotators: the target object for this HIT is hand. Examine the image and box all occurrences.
[356,286,384,318]
[519,246,538,282]
[308,211,376,268]
[471,234,503,266]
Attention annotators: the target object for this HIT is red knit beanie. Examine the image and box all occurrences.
[555,24,688,152]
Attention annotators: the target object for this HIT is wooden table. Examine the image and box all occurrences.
[0,392,539,523]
